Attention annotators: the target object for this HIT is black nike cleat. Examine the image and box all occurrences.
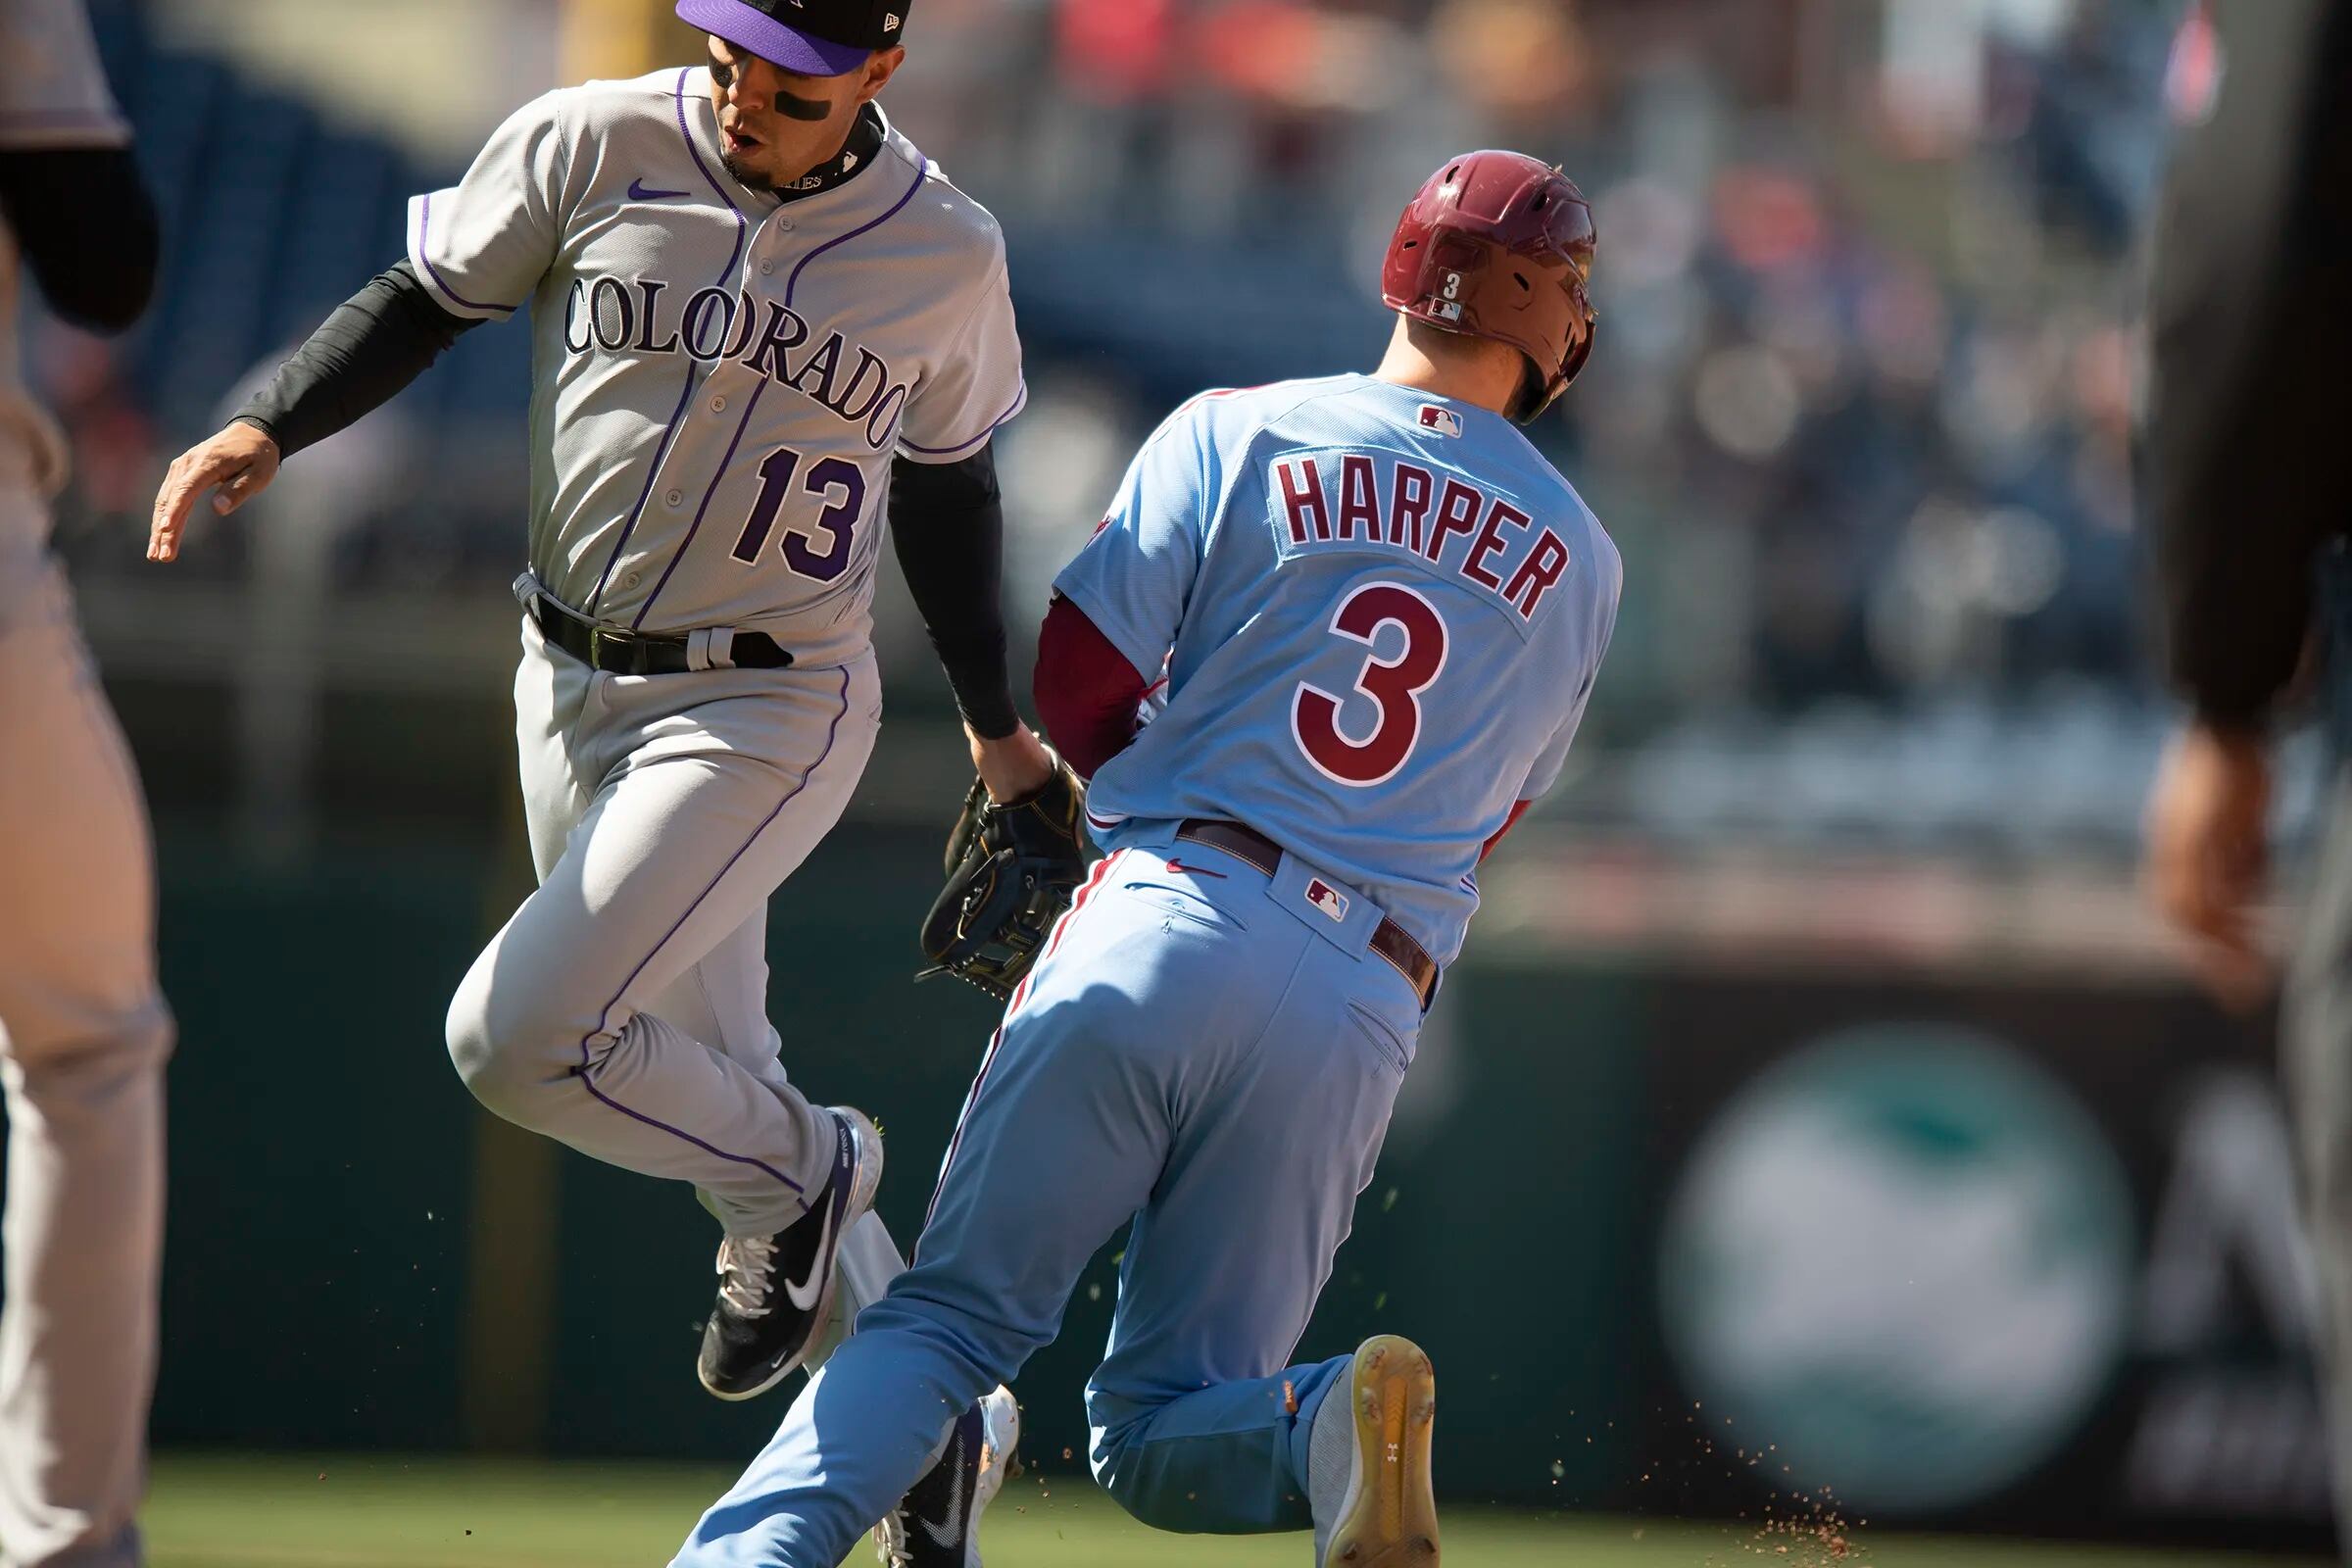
[697,1105,883,1401]
[876,1386,1020,1568]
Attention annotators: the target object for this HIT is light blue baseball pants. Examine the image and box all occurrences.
[671,829,1426,1567]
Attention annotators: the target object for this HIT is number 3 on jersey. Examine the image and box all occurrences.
[729,446,864,582]
[1292,581,1449,787]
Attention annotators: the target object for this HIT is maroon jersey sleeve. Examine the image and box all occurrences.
[1034,593,1150,780]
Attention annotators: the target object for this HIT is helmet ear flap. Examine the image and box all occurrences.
[1558,316,1595,389]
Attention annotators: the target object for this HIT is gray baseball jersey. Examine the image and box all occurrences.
[408,68,1025,662]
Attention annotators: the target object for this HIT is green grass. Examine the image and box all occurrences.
[146,1454,2322,1568]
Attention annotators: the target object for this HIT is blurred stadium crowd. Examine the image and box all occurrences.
[30,0,2233,856]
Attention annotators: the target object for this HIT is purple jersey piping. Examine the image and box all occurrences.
[414,193,519,316]
[782,155,928,308]
[571,662,855,1195]
[633,379,769,628]
[629,154,929,621]
[899,381,1027,457]
[583,69,750,614]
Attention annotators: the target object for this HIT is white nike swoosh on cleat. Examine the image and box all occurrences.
[782,1197,838,1314]
[917,1446,967,1549]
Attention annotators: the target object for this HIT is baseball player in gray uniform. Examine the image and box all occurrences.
[148,0,1055,1440]
[0,3,167,1565]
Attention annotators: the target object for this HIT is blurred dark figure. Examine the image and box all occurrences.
[2140,0,2352,1549]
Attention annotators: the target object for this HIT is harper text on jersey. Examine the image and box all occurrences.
[1271,452,1571,622]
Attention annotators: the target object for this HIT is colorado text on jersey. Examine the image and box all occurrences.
[1270,451,1573,622]
[562,274,908,450]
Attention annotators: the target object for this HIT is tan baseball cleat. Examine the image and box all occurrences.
[1312,1334,1440,1567]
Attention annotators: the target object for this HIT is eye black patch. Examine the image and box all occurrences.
[773,88,832,122]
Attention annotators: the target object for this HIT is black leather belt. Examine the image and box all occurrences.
[529,592,792,675]
[1175,819,1439,1009]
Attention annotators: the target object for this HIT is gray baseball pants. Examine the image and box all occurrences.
[444,611,878,1237]
[2289,764,2352,1561]
[0,555,172,1568]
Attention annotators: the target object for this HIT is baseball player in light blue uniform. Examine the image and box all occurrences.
[675,151,1614,1568]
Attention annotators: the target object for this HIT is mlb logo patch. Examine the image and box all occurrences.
[1304,878,1349,923]
[1417,405,1462,438]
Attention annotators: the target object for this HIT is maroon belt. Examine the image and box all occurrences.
[1175,819,1439,1009]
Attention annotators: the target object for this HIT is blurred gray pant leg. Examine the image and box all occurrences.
[2288,553,2352,1559]
[0,564,172,1568]
[2288,768,2352,1557]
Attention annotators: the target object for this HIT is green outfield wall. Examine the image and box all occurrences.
[0,811,2323,1552]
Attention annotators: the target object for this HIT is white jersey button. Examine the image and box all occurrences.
[664,488,685,509]
[758,259,775,275]
[622,570,643,590]
[710,395,728,414]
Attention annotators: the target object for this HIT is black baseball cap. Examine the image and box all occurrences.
[676,0,909,77]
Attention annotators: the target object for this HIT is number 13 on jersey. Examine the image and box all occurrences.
[729,446,865,583]
[1292,581,1449,787]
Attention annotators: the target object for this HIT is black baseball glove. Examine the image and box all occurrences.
[918,756,1091,1002]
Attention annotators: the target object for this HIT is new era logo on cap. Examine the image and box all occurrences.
[1305,878,1349,923]
[677,0,910,74]
[1418,405,1462,437]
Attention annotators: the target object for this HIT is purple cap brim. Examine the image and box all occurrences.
[675,0,872,76]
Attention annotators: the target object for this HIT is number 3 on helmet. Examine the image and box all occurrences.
[1380,151,1599,423]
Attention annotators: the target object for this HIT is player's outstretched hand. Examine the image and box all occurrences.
[148,421,281,563]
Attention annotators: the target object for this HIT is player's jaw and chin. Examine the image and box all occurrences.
[699,32,904,196]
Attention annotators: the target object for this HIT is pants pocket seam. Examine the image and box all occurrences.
[1345,1000,1412,1075]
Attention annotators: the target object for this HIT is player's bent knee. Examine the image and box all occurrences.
[1086,1417,1186,1531]
[1094,1453,1190,1531]
[2,997,174,1084]
[444,968,572,1124]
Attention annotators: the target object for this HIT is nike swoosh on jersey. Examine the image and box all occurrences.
[627,178,692,202]
[918,1437,968,1548]
[782,1194,838,1313]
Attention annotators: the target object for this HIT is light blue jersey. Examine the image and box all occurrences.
[1054,372,1621,963]
[674,378,1626,1568]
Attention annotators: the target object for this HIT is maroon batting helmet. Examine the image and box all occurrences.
[1380,151,1597,419]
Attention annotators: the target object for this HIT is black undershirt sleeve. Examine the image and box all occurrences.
[230,252,1021,734]
[2147,0,2352,728]
[890,444,1020,739]
[232,259,479,460]
[0,147,159,333]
